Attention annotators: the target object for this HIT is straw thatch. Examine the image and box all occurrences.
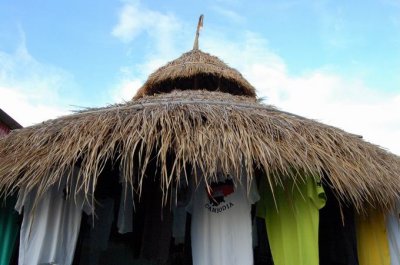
[134,49,256,99]
[1,90,400,211]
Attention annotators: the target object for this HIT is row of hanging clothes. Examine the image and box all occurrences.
[0,163,399,265]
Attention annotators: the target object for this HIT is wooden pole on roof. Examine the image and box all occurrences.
[193,14,204,50]
[193,14,204,90]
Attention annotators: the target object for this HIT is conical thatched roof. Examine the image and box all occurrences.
[1,88,400,210]
[134,49,256,99]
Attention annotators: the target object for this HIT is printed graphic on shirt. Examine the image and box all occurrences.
[205,178,235,213]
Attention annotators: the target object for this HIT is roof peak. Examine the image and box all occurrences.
[134,15,256,99]
[133,15,257,99]
[133,49,256,99]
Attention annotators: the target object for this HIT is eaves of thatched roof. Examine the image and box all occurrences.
[1,90,400,211]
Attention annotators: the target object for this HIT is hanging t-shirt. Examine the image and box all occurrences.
[15,171,92,265]
[86,198,115,265]
[173,205,187,245]
[257,174,326,265]
[319,187,359,265]
[387,201,400,265]
[172,183,190,245]
[187,170,259,265]
[253,217,273,265]
[0,195,19,265]
[356,208,390,265]
[140,178,173,264]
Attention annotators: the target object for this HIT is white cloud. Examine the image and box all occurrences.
[0,86,67,126]
[111,1,182,57]
[110,77,142,102]
[0,40,76,126]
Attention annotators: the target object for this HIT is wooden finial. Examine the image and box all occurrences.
[193,14,204,50]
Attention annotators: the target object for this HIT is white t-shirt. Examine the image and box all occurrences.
[387,201,400,265]
[187,172,259,265]
[16,173,91,265]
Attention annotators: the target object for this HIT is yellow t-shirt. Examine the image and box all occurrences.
[356,208,390,265]
[256,174,326,265]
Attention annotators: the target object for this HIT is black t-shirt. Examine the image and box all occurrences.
[319,187,359,265]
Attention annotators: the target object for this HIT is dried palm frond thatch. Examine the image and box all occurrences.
[1,90,399,211]
[134,49,256,99]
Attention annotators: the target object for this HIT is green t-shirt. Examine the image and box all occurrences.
[257,174,326,265]
[0,195,19,265]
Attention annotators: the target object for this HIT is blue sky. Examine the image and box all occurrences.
[1,0,400,154]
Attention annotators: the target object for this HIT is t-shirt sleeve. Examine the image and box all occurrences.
[307,176,326,210]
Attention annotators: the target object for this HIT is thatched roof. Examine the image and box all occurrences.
[1,12,400,210]
[1,89,400,210]
[134,49,256,99]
